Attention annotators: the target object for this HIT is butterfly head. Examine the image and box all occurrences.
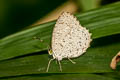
[48,48,53,55]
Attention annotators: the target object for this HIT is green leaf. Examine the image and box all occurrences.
[0,35,120,77]
[0,2,120,61]
[76,0,100,11]
[101,72,120,79]
[0,74,117,80]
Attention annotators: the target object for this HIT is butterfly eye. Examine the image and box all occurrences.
[48,49,53,55]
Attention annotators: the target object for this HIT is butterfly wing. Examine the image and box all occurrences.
[51,12,92,61]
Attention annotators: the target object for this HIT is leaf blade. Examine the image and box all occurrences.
[0,74,117,80]
[0,35,120,77]
[0,2,120,61]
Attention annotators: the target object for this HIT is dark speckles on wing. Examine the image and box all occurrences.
[51,12,92,60]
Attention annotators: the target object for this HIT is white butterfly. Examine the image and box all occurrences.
[46,12,92,72]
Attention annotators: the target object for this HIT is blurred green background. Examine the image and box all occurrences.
[0,0,119,38]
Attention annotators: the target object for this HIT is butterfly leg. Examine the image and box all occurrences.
[46,58,54,72]
[68,58,76,64]
[58,60,62,72]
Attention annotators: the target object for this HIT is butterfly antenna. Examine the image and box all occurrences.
[33,36,50,47]
[33,37,42,41]
[68,58,76,64]
[46,58,54,72]
[58,60,62,72]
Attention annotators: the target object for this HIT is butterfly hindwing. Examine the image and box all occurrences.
[51,12,92,61]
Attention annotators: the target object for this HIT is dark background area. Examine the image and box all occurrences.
[0,0,119,38]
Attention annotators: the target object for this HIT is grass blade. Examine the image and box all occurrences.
[0,74,117,80]
[0,34,120,77]
[0,2,120,61]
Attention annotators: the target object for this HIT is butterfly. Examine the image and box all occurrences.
[46,12,92,72]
